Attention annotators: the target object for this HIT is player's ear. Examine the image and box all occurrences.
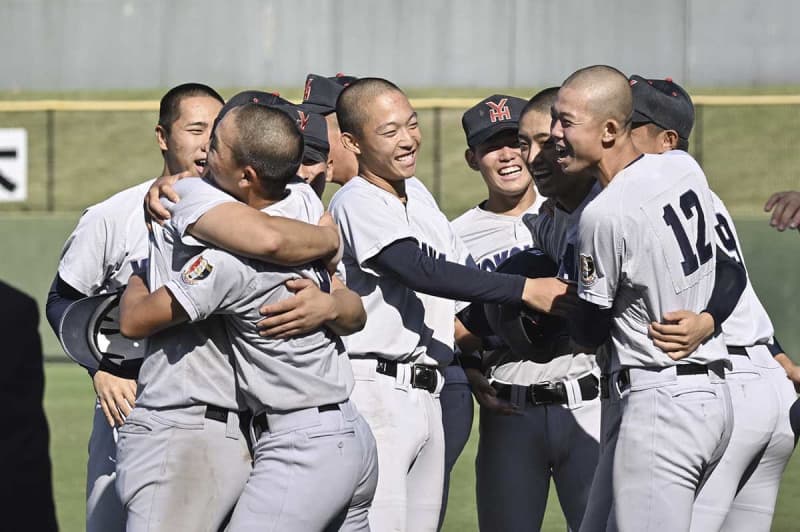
[324,161,334,183]
[465,149,480,171]
[663,130,679,151]
[156,124,169,152]
[341,132,361,156]
[601,119,619,145]
[241,166,257,189]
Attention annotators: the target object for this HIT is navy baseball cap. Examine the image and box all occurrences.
[302,73,358,115]
[273,103,330,163]
[629,75,695,140]
[212,90,289,133]
[59,292,147,378]
[462,94,528,148]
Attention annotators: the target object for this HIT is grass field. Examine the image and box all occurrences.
[2,85,800,530]
[44,363,800,531]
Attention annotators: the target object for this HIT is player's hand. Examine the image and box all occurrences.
[521,277,579,317]
[648,310,715,361]
[318,212,342,274]
[785,366,800,392]
[93,370,137,427]
[144,171,193,225]
[465,368,519,416]
[764,190,800,232]
[257,278,337,338]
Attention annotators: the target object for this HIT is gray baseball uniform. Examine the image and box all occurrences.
[690,191,795,532]
[329,176,468,532]
[163,177,378,531]
[453,185,601,531]
[115,179,251,532]
[577,151,733,532]
[55,179,153,532]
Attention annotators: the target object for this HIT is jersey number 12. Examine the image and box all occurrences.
[663,190,713,276]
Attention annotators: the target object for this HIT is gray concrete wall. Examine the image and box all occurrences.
[3,0,799,91]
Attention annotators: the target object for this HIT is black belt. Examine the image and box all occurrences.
[492,374,599,406]
[204,404,237,423]
[600,363,713,398]
[252,404,340,436]
[728,346,749,356]
[376,358,440,393]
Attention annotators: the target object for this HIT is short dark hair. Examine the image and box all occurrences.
[158,83,224,133]
[336,77,403,136]
[521,87,560,121]
[229,103,303,198]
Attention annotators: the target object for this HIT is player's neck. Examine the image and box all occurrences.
[597,140,642,187]
[483,186,536,217]
[359,168,407,203]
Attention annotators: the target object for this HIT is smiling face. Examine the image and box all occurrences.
[518,109,558,197]
[467,129,532,199]
[157,95,222,176]
[346,90,421,183]
[205,108,246,201]
[549,86,605,175]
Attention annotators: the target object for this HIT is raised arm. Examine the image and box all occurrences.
[187,204,340,267]
[119,274,188,339]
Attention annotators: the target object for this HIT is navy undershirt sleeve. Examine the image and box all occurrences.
[703,246,747,330]
[369,239,526,305]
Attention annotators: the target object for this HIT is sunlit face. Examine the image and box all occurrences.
[297,157,329,197]
[469,129,532,199]
[205,109,246,201]
[158,96,222,176]
[520,109,591,203]
[550,86,604,174]
[326,113,358,185]
[352,91,421,182]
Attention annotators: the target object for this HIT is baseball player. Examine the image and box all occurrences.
[548,65,734,531]
[119,103,378,531]
[627,75,796,532]
[290,103,332,197]
[452,90,602,532]
[44,82,224,532]
[328,77,568,531]
[764,190,800,232]
[302,73,359,190]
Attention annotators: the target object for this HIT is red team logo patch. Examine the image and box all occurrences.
[181,256,214,284]
[487,98,511,123]
[303,78,313,101]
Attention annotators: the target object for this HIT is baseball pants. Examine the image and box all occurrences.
[718,346,796,532]
[87,400,126,532]
[476,378,601,532]
[115,404,252,532]
[606,364,733,532]
[350,358,446,532]
[226,399,379,532]
[579,389,623,532]
[691,349,778,531]
[438,363,474,530]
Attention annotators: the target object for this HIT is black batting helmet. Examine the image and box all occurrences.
[483,249,568,363]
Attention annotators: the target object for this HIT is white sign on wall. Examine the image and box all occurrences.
[0,129,27,202]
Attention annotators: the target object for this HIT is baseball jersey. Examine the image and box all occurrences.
[453,187,598,384]
[329,176,470,366]
[577,151,727,371]
[136,179,240,411]
[710,191,775,346]
[57,179,154,295]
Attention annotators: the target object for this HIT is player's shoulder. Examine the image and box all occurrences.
[83,179,154,217]
[450,206,484,231]
[329,176,388,212]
